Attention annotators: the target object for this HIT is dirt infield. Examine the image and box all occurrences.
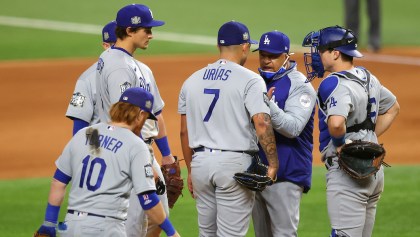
[0,48,418,179]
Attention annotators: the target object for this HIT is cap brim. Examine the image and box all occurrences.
[142,20,165,27]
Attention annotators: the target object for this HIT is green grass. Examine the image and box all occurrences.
[1,166,419,236]
[1,0,419,60]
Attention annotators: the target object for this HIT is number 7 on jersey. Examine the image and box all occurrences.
[203,88,220,122]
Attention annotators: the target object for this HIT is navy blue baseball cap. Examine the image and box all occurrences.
[116,4,165,28]
[217,21,258,46]
[253,31,290,54]
[119,87,157,120]
[102,21,117,43]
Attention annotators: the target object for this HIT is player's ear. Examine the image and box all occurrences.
[333,50,341,60]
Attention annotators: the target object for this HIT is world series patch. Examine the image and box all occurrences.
[70,92,86,107]
[144,164,154,178]
[120,82,132,93]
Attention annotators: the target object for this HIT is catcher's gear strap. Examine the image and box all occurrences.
[333,69,376,133]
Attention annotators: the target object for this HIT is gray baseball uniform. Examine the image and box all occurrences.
[96,47,164,139]
[56,123,155,237]
[96,47,169,237]
[66,63,100,124]
[178,59,270,236]
[318,67,396,237]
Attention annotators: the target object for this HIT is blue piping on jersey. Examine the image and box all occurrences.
[111,45,132,57]
[154,110,162,116]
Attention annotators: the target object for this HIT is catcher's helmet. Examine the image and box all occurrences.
[301,25,363,82]
[317,26,362,58]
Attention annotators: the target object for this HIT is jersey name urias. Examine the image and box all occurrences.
[178,59,270,152]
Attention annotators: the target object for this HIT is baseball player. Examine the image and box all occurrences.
[35,88,180,237]
[66,21,117,135]
[251,31,316,237]
[96,4,178,237]
[302,25,400,237]
[178,21,279,237]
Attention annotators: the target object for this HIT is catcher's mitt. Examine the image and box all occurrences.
[233,155,274,192]
[161,156,184,208]
[338,140,387,179]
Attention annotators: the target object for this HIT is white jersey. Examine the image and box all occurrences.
[66,63,100,124]
[96,47,164,139]
[56,123,156,220]
[178,59,270,151]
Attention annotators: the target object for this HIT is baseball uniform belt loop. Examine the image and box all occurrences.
[193,146,254,155]
[67,209,106,218]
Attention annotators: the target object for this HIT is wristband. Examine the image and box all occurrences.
[155,136,171,156]
[159,217,176,236]
[331,135,345,147]
[45,203,60,224]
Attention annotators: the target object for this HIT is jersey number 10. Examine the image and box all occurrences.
[79,155,107,191]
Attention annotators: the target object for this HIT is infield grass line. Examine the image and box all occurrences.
[2,15,420,66]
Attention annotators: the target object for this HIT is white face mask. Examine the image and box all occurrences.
[258,53,293,80]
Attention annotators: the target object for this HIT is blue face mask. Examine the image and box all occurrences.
[258,54,291,81]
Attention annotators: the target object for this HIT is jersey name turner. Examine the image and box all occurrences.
[85,133,124,154]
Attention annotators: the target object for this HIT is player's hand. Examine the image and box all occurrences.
[162,154,176,165]
[34,223,56,237]
[267,87,276,100]
[267,166,278,182]
[187,174,195,199]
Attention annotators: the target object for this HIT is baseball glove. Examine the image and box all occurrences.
[161,156,184,208]
[233,155,274,192]
[34,224,56,237]
[338,140,387,179]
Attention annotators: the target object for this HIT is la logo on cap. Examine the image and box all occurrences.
[264,35,270,45]
[131,16,141,25]
[123,96,128,101]
[104,32,110,41]
[243,32,249,41]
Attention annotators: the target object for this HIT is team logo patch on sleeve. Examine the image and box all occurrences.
[97,58,104,74]
[299,93,312,108]
[144,164,154,178]
[70,92,86,107]
[120,82,132,93]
